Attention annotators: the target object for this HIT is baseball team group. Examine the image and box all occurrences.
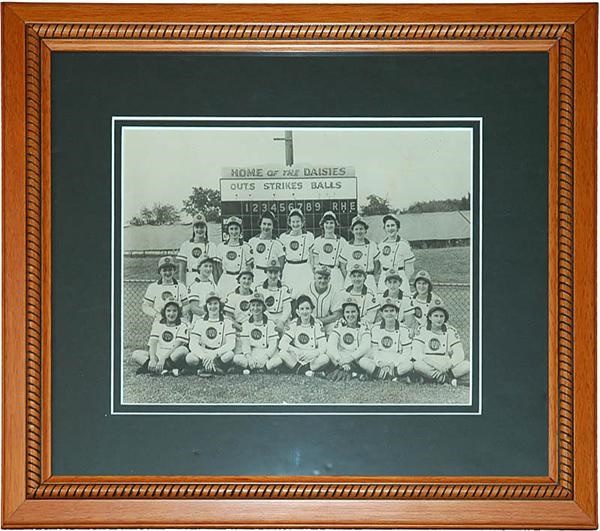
[130,208,470,385]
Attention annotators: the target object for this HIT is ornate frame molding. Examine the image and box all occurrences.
[3,3,596,528]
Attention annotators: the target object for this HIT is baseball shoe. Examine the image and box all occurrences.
[450,378,458,387]
[242,369,251,376]
[305,370,315,377]
[135,360,150,375]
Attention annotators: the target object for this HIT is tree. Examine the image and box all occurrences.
[402,195,470,214]
[182,187,221,222]
[128,202,181,226]
[360,194,393,216]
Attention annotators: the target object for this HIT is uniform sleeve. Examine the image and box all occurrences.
[282,286,292,303]
[223,319,236,337]
[401,240,415,263]
[283,321,295,340]
[274,240,285,260]
[337,238,348,263]
[371,241,380,260]
[311,237,321,255]
[305,232,315,249]
[187,283,199,303]
[148,321,160,340]
[402,297,416,316]
[279,233,288,251]
[449,327,466,365]
[366,292,380,313]
[189,321,202,338]
[239,321,250,338]
[267,320,279,339]
[178,283,188,305]
[370,330,379,347]
[176,242,187,262]
[243,243,253,265]
[143,283,155,303]
[400,326,412,347]
[449,327,461,348]
[223,294,235,314]
[315,320,326,341]
[176,323,189,344]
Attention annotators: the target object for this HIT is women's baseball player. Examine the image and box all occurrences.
[234,292,281,374]
[176,213,218,286]
[248,211,285,287]
[311,211,348,293]
[278,295,329,377]
[343,216,380,293]
[359,298,413,381]
[132,300,189,376]
[186,291,235,375]
[377,269,417,331]
[377,214,415,294]
[142,256,188,322]
[412,305,470,386]
[279,208,314,297]
[254,259,292,334]
[411,270,444,328]
[187,256,217,324]
[214,216,253,297]
[326,298,371,382]
[344,264,380,326]
[223,270,255,354]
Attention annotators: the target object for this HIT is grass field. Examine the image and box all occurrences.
[124,246,470,284]
[122,357,470,405]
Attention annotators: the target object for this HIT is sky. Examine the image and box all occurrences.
[122,127,473,221]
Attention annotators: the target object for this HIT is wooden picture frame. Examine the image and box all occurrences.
[2,2,597,528]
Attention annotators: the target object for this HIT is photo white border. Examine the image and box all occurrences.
[111,116,483,415]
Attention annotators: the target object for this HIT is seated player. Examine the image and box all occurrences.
[278,295,329,377]
[223,270,255,353]
[214,216,253,297]
[280,208,314,298]
[344,264,379,326]
[248,211,285,287]
[186,291,235,375]
[343,216,380,293]
[377,269,417,332]
[234,292,281,374]
[142,256,188,322]
[255,259,292,334]
[413,305,470,386]
[326,298,371,381]
[132,300,189,376]
[311,211,348,292]
[411,270,444,328]
[176,213,218,286]
[301,265,342,335]
[187,256,217,324]
[359,298,413,380]
[377,213,415,294]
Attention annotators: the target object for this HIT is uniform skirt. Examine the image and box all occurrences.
[239,347,270,369]
[282,261,313,298]
[216,272,238,298]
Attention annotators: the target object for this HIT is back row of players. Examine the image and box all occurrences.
[134,209,470,383]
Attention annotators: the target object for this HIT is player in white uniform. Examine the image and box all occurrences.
[234,292,281,374]
[359,298,413,380]
[132,300,190,376]
[142,256,188,322]
[311,211,347,293]
[223,270,255,354]
[214,216,253,297]
[413,305,470,386]
[377,214,415,294]
[176,213,218,286]
[186,291,236,375]
[411,270,444,328]
[187,257,217,324]
[248,212,285,287]
[343,264,380,326]
[342,216,380,293]
[302,266,342,335]
[279,295,329,377]
[376,269,417,331]
[326,298,371,381]
[255,259,292,334]
[279,208,314,298]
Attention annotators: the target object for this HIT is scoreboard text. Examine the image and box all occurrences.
[220,165,358,241]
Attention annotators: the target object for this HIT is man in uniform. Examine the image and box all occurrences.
[301,265,343,335]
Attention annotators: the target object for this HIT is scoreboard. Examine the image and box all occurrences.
[220,165,358,241]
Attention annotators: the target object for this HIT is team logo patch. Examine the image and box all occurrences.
[290,240,300,251]
[382,245,391,256]
[297,333,310,345]
[352,250,363,260]
[226,250,238,261]
[265,296,275,307]
[342,333,355,346]
[192,247,203,258]
[161,291,175,301]
[414,307,423,318]
[256,243,266,254]
[381,336,394,349]
[161,330,174,342]
[323,243,334,254]
[251,328,263,340]
[240,300,250,312]
[205,327,218,340]
[428,338,441,351]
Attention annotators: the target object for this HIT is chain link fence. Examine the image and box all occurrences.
[123,279,471,358]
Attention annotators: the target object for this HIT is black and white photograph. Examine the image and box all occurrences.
[113,118,480,413]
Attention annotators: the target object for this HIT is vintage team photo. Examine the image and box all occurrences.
[116,121,478,408]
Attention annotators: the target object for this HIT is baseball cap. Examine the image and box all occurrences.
[350,216,369,230]
[260,211,276,223]
[249,292,267,306]
[413,270,432,285]
[427,304,449,322]
[265,259,281,272]
[349,263,367,276]
[205,291,221,303]
[157,256,176,270]
[313,265,331,277]
[225,216,243,227]
[385,269,403,283]
[237,269,254,281]
[319,211,339,226]
[288,208,304,220]
[162,299,182,310]
[193,213,207,225]
[197,256,213,268]
[380,297,400,312]
[383,213,401,227]
[341,297,360,311]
